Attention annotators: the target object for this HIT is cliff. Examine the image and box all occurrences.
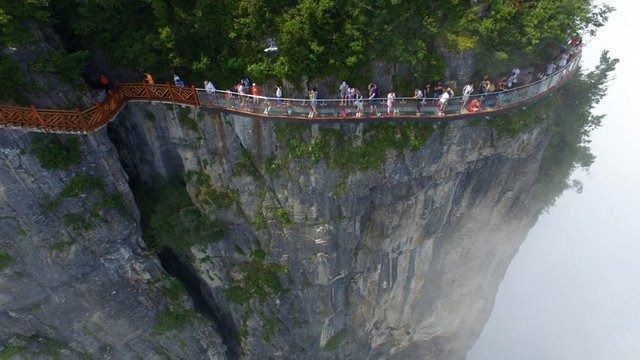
[0,129,226,358]
[103,102,554,359]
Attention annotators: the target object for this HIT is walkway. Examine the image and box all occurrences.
[0,55,580,134]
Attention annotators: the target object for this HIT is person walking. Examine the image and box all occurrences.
[413,88,424,115]
[387,91,396,116]
[438,87,451,116]
[276,85,283,106]
[355,90,364,117]
[368,83,379,116]
[461,81,474,111]
[308,87,319,118]
[339,81,348,105]
[204,80,217,103]
[251,83,261,104]
[173,74,185,88]
[99,73,111,91]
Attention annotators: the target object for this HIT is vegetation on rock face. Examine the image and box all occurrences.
[31,135,80,170]
[153,277,196,334]
[0,335,76,359]
[531,51,617,209]
[225,258,287,305]
[470,51,617,209]
[41,172,129,231]
[185,169,239,210]
[136,182,227,252]
[0,251,13,271]
[272,122,435,173]
[323,329,349,352]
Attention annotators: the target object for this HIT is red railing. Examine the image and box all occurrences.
[0,84,200,133]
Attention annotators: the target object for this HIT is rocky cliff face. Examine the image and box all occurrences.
[104,102,552,359]
[0,129,226,358]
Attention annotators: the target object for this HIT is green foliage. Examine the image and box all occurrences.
[274,122,434,171]
[29,50,87,89]
[136,182,227,252]
[0,0,51,47]
[0,335,72,359]
[0,55,26,103]
[50,238,75,252]
[185,170,238,209]
[0,251,13,271]
[531,51,617,209]
[162,277,188,304]
[233,148,261,178]
[60,174,104,198]
[0,344,21,359]
[176,106,199,132]
[30,135,80,170]
[271,207,292,228]
[42,173,129,229]
[471,1,613,76]
[251,249,267,261]
[264,155,285,176]
[225,259,287,305]
[152,276,195,334]
[253,211,268,230]
[39,0,608,90]
[153,308,195,335]
[261,316,277,342]
[62,213,93,231]
[323,329,349,351]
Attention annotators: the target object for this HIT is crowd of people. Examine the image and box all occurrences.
[94,36,582,118]
[329,36,582,117]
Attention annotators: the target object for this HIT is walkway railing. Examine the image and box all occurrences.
[0,55,580,134]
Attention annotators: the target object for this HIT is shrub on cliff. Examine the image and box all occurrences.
[137,182,227,252]
[30,135,80,170]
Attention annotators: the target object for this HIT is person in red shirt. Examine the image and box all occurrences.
[251,83,261,104]
[99,73,110,90]
[468,98,481,113]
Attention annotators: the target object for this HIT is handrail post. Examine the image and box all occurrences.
[168,83,175,103]
[75,108,89,132]
[192,85,200,107]
[30,106,47,128]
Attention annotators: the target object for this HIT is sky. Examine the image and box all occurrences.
[468,0,640,359]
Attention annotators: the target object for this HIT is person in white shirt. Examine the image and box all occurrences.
[413,89,424,115]
[545,62,557,76]
[276,85,283,106]
[438,88,451,116]
[507,68,520,88]
[339,81,348,105]
[387,91,396,115]
[461,82,474,110]
[204,80,217,102]
[556,53,569,67]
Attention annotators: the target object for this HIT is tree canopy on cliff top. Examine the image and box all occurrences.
[1,0,612,95]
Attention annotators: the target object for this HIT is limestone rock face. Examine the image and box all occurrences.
[0,129,226,359]
[108,103,552,359]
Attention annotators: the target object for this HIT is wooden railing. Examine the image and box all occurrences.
[0,84,200,133]
[0,55,580,134]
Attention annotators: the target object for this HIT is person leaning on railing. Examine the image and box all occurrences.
[143,71,155,84]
